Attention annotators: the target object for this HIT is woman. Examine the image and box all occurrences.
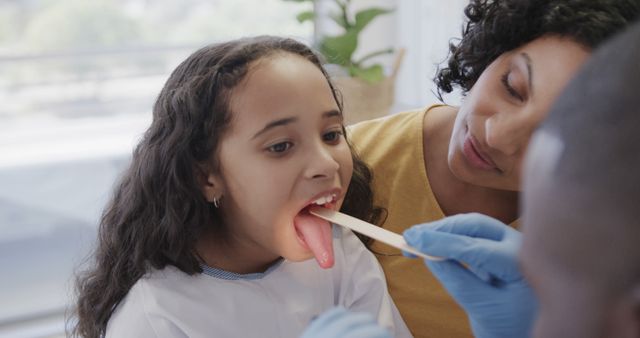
[348,1,639,337]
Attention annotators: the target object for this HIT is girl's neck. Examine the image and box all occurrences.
[424,106,519,224]
[195,230,281,275]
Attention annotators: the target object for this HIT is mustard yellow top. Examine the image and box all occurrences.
[348,106,472,338]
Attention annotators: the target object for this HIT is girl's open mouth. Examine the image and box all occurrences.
[293,191,339,269]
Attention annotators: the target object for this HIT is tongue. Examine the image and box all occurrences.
[294,209,335,269]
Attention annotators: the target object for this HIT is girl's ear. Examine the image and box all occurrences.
[197,164,225,203]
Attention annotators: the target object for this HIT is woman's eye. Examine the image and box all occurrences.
[323,130,343,143]
[268,141,293,153]
[501,71,525,102]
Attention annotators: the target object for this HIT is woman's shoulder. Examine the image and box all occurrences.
[348,104,453,147]
[347,105,442,170]
[347,106,425,158]
[423,104,457,137]
[348,107,428,139]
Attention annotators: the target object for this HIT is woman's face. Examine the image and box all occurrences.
[206,53,352,270]
[448,36,590,191]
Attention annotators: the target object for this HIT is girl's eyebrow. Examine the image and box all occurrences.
[252,110,342,139]
[252,117,298,139]
[324,109,343,120]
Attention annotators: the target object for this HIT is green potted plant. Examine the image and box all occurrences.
[285,0,403,124]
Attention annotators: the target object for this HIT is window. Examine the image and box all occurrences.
[0,1,310,336]
[393,0,467,107]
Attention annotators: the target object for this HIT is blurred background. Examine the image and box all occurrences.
[0,0,466,337]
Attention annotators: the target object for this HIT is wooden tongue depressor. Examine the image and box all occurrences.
[309,207,444,261]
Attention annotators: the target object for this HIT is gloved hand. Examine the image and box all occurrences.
[403,213,537,338]
[300,307,392,338]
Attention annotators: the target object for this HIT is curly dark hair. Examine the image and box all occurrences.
[71,36,382,338]
[435,0,640,99]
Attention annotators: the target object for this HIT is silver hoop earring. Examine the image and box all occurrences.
[213,197,220,208]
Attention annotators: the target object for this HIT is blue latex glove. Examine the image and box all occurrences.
[403,213,537,338]
[300,307,392,338]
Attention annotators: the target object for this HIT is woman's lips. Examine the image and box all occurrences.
[462,135,498,171]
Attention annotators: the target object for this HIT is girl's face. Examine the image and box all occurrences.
[448,36,590,191]
[206,53,352,270]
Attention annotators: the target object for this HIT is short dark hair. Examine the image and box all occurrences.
[72,36,382,338]
[435,0,639,99]
[535,21,640,291]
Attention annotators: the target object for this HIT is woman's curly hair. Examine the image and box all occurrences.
[435,0,639,99]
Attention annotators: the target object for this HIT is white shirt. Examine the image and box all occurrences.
[106,226,412,338]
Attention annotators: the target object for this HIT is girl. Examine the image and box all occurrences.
[72,36,411,338]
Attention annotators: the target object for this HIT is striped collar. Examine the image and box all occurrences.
[199,259,284,280]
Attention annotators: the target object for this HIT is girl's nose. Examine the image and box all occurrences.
[305,144,340,180]
[485,113,535,156]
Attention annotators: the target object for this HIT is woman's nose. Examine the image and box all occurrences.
[485,113,535,156]
[304,144,340,180]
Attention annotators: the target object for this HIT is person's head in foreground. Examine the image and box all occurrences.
[521,21,640,338]
[436,0,638,191]
[73,36,379,338]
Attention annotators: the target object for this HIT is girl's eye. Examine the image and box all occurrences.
[323,130,343,143]
[268,141,293,153]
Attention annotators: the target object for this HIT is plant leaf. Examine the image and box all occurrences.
[353,48,394,66]
[350,64,385,84]
[354,7,393,33]
[320,29,358,66]
[330,13,348,29]
[296,11,315,23]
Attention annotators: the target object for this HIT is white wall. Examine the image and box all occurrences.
[394,0,468,107]
[340,0,469,109]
